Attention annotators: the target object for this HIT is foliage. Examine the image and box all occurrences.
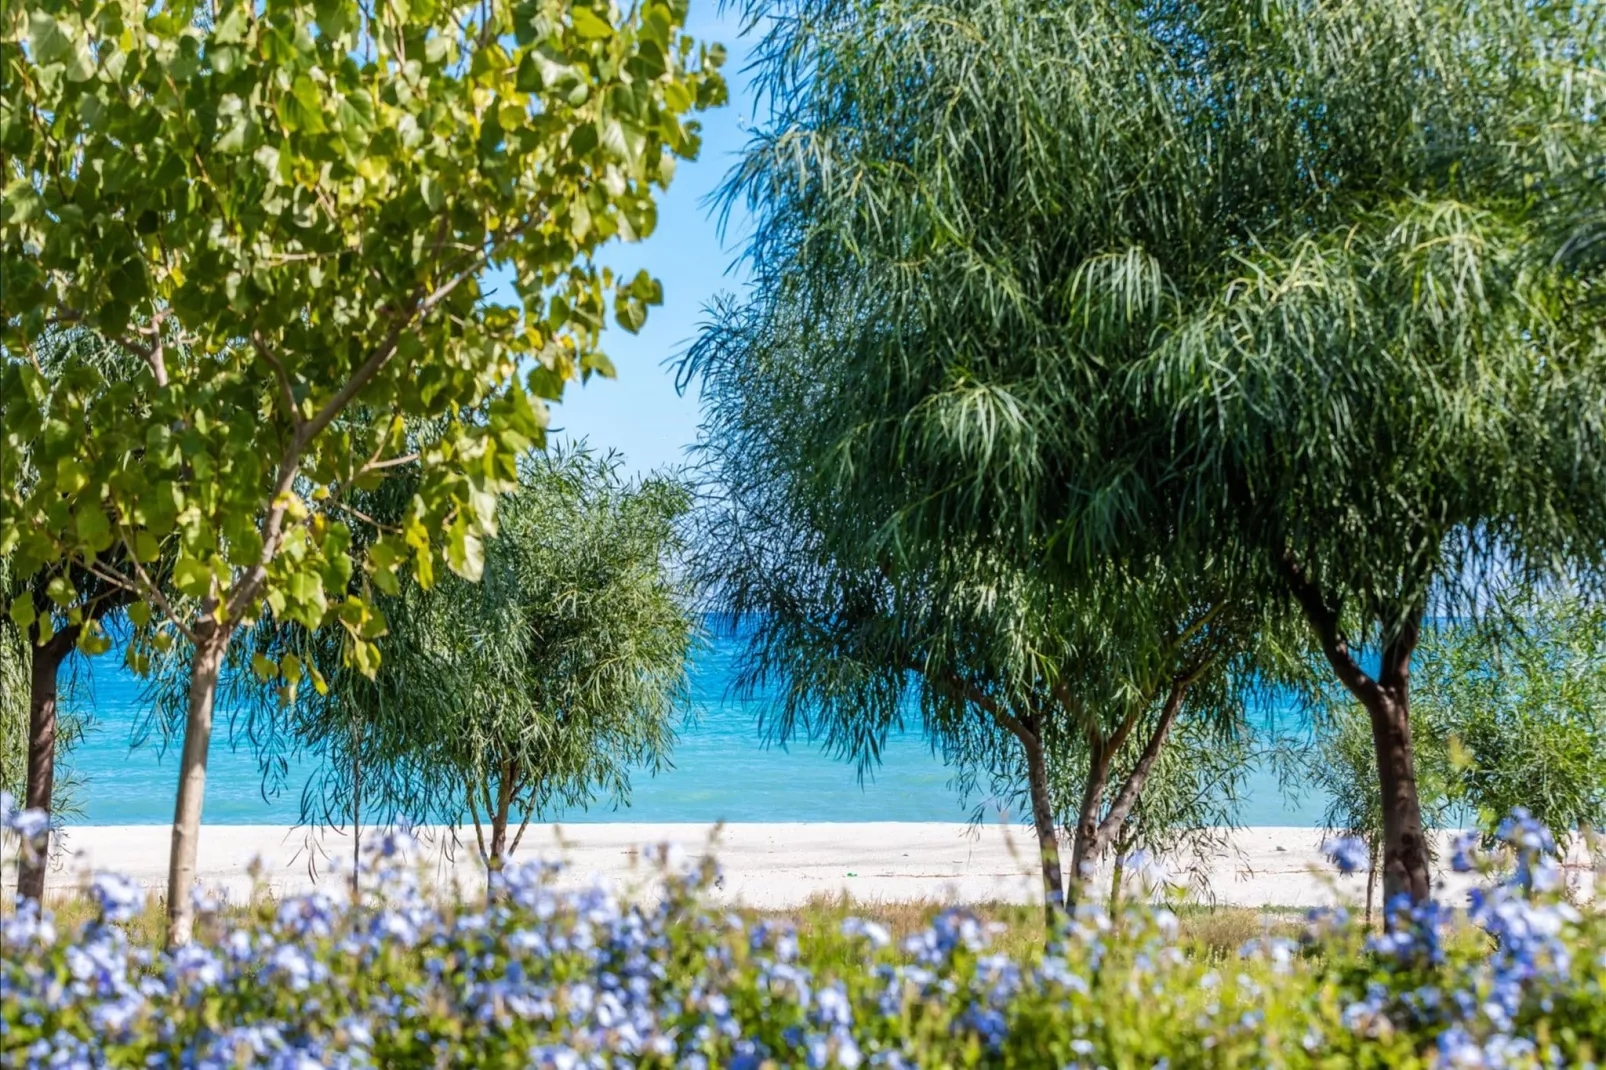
[3,0,725,658]
[4,798,1604,1069]
[1417,594,1606,841]
[704,0,1605,904]
[286,448,698,867]
[0,557,27,802]
[686,0,1317,913]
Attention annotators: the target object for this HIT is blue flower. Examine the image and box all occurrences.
[1321,836,1369,876]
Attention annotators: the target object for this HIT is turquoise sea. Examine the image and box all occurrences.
[58,637,1323,826]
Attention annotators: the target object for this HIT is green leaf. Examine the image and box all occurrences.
[251,653,279,681]
[56,457,90,494]
[212,2,251,44]
[74,507,112,551]
[446,526,485,581]
[78,628,112,656]
[8,597,36,631]
[570,7,613,39]
[45,575,76,607]
[173,555,213,599]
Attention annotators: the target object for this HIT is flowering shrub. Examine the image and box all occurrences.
[3,799,1602,1069]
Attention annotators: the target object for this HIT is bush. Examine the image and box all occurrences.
[3,801,1602,1069]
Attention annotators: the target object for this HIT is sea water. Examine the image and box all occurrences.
[55,637,1322,826]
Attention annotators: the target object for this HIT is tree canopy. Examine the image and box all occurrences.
[287,449,698,872]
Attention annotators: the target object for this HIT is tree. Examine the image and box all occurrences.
[712,0,1605,911]
[3,0,723,942]
[1137,1,1606,905]
[684,299,1291,918]
[1308,696,1454,924]
[288,449,697,875]
[1309,589,1606,912]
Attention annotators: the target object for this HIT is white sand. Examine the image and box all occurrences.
[4,822,1599,909]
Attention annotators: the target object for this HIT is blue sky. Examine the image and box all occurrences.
[518,5,759,478]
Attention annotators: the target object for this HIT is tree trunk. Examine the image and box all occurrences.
[1281,555,1433,910]
[1361,682,1431,908]
[166,626,230,948]
[350,715,362,903]
[1365,841,1379,927]
[17,628,77,902]
[487,759,515,874]
[1021,729,1065,923]
[1092,678,1188,870]
[1108,851,1125,913]
[1066,734,1111,907]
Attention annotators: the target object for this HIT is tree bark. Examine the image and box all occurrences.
[1365,841,1379,927]
[165,624,230,948]
[17,628,78,902]
[350,715,362,904]
[1020,726,1065,923]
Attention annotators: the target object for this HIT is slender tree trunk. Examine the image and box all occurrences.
[1066,735,1111,907]
[1021,728,1065,923]
[1108,851,1125,913]
[17,628,77,902]
[1094,679,1188,857]
[487,759,515,874]
[166,625,230,948]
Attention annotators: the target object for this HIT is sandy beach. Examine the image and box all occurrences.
[5,822,1599,909]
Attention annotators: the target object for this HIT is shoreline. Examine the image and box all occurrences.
[4,823,1599,910]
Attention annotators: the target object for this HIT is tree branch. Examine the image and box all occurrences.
[89,556,197,644]
[1096,674,1191,843]
[252,332,303,430]
[1278,548,1380,703]
[1378,601,1424,691]
[927,666,1038,748]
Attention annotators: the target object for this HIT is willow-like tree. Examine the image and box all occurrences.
[684,303,1294,918]
[710,0,1604,910]
[2,0,723,942]
[286,450,696,875]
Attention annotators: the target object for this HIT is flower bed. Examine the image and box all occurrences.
[2,804,1601,1069]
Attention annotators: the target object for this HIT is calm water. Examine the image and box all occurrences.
[59,638,1322,826]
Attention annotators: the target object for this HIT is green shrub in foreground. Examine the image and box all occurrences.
[2,804,1602,1068]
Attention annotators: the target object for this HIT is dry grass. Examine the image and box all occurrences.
[745,893,1310,963]
[11,880,1311,960]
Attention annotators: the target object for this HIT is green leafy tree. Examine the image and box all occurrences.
[1133,1,1606,906]
[684,304,1290,918]
[2,0,723,942]
[687,0,1319,920]
[1417,593,1606,844]
[712,0,1604,911]
[288,449,697,875]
